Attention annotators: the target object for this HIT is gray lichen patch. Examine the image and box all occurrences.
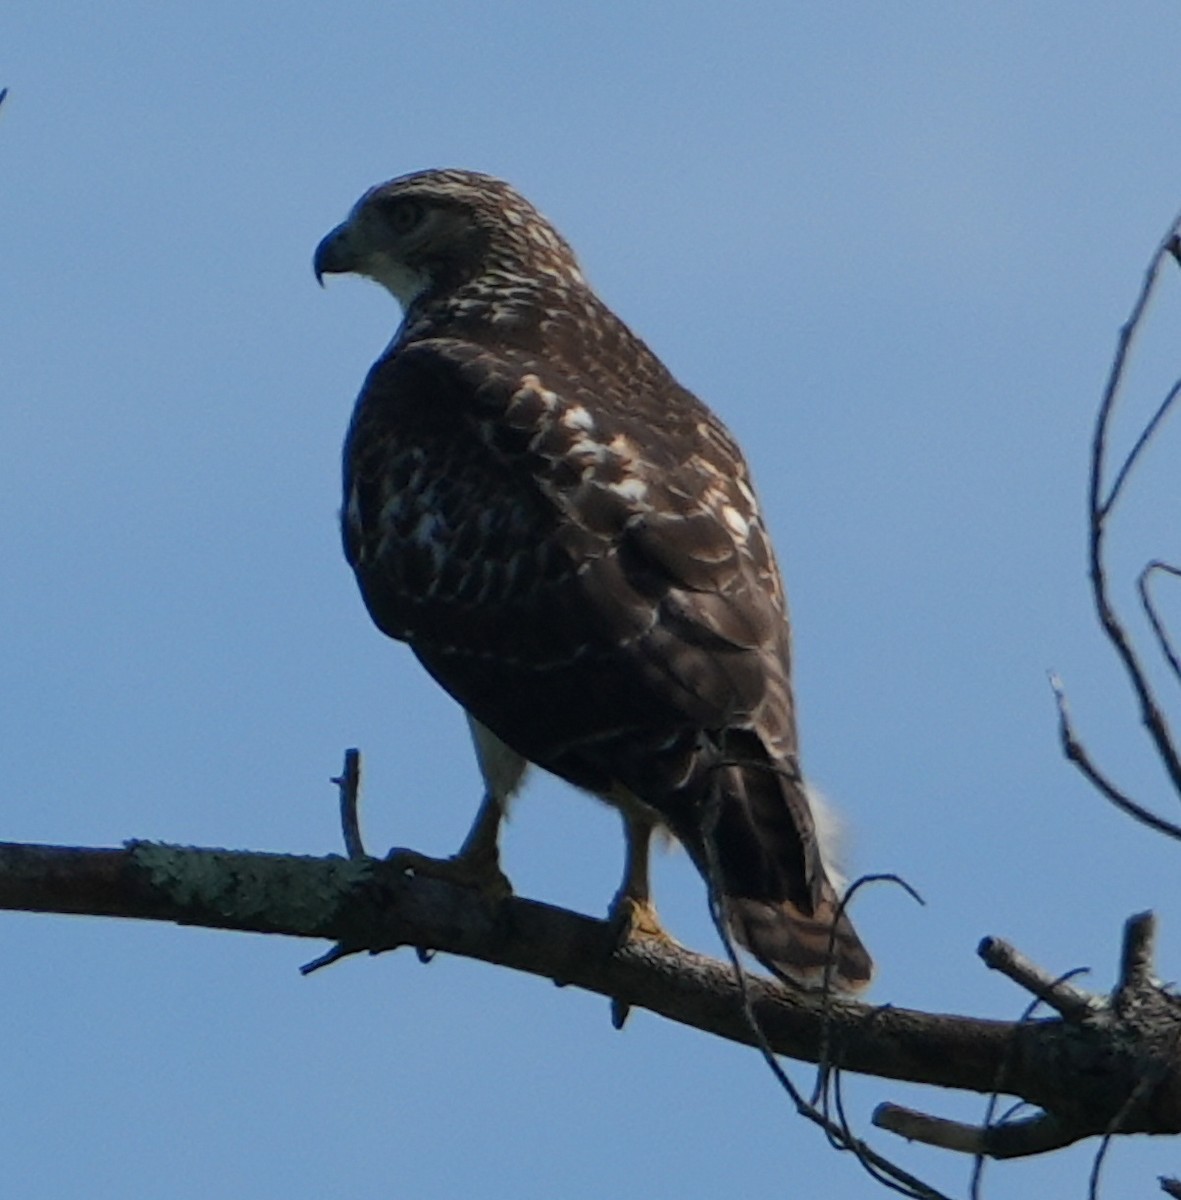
[127,841,375,936]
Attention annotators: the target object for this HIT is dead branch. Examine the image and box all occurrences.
[1051,673,1181,841]
[873,912,1181,1160]
[332,747,365,859]
[1054,211,1181,833]
[2,835,1180,1158]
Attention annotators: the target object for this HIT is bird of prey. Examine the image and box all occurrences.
[314,168,872,992]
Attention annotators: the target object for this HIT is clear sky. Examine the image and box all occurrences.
[4,4,1181,1197]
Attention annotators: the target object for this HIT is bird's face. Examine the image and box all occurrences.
[314,179,486,309]
[314,168,583,312]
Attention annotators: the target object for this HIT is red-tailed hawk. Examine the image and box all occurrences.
[314,168,872,992]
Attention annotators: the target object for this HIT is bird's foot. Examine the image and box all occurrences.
[605,893,680,1030]
[607,893,678,952]
[385,846,513,904]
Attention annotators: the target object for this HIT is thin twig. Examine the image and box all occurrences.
[1100,377,1181,519]
[695,807,952,1200]
[303,749,368,973]
[300,941,362,975]
[1139,561,1181,686]
[1050,673,1181,841]
[815,873,925,1124]
[332,748,365,859]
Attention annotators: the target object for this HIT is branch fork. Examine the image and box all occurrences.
[874,912,1181,1160]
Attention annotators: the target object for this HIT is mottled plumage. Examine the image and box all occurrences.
[315,168,872,991]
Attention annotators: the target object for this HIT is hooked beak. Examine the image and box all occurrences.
[313,221,356,286]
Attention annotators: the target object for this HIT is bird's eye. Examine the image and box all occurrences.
[384,198,425,235]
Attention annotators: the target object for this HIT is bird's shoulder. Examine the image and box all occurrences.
[349,331,759,535]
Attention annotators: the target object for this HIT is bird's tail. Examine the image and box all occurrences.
[684,749,873,993]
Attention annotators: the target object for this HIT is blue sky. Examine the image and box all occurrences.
[4,4,1181,1197]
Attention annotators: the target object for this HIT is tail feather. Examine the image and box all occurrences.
[688,751,873,993]
[726,892,873,993]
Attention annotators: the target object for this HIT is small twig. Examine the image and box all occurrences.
[814,872,925,1114]
[300,941,363,975]
[695,812,951,1200]
[1100,377,1181,519]
[1139,561,1181,686]
[332,748,365,859]
[977,936,1096,1021]
[875,1106,1077,1159]
[1050,673,1181,842]
[303,749,368,974]
[1161,1175,1181,1198]
[1116,910,1158,998]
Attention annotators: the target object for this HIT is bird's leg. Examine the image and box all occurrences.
[387,788,512,902]
[388,719,525,901]
[608,812,676,946]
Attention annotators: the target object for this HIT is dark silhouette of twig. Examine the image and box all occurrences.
[1139,561,1181,686]
[694,807,953,1200]
[1050,673,1181,841]
[333,748,365,859]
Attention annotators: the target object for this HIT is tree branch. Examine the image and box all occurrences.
[1055,212,1181,826]
[3,836,1181,1154]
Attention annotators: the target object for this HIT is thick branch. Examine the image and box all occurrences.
[3,836,1181,1150]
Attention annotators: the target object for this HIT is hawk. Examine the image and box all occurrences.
[314,169,872,992]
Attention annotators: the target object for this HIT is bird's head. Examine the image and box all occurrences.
[314,168,585,314]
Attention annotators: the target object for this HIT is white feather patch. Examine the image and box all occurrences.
[804,782,850,898]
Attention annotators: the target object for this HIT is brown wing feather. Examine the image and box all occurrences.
[345,338,782,741]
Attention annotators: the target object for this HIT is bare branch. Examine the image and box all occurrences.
[873,1106,1077,1159]
[332,747,365,859]
[1078,211,1181,808]
[1117,910,1158,998]
[1140,561,1181,687]
[880,964,1095,1169]
[871,908,1181,1172]
[977,934,1097,1021]
[4,835,1181,1164]
[1050,673,1181,841]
